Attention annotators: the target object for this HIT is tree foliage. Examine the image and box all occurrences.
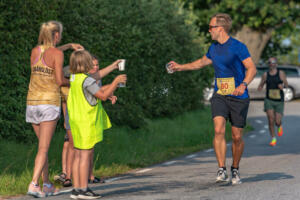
[179,0,300,61]
[0,0,212,142]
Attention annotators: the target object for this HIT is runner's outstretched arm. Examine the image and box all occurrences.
[169,55,213,72]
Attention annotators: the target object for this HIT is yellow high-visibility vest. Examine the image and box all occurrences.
[67,73,111,149]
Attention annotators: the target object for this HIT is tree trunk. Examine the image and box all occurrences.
[233,26,273,64]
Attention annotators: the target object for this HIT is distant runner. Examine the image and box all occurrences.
[258,57,288,146]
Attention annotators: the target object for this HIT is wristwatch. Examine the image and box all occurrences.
[242,82,248,87]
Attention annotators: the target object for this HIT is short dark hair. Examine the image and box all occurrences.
[211,13,232,33]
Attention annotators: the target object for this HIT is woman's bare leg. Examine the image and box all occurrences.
[31,120,58,184]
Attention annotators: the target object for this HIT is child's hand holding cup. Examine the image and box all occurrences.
[118,59,126,87]
[115,74,127,88]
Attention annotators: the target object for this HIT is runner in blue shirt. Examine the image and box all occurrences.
[168,13,257,185]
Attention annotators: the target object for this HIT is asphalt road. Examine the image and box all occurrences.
[15,100,300,200]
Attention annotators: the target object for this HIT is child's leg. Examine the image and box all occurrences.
[62,140,69,174]
[88,148,94,180]
[61,101,69,175]
[72,148,81,189]
[65,130,74,185]
[79,149,93,189]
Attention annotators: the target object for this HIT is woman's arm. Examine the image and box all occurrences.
[57,43,84,51]
[53,49,69,87]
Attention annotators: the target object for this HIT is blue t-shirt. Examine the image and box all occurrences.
[206,37,250,99]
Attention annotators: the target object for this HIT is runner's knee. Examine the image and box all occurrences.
[214,127,225,136]
[232,134,243,143]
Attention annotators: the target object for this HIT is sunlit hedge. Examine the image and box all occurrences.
[0,0,212,142]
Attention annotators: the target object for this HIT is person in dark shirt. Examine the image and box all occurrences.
[258,57,288,146]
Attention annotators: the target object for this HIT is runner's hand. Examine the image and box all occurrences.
[168,61,181,72]
[257,86,263,91]
[232,84,246,96]
[278,83,284,90]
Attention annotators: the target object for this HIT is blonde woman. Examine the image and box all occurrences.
[68,50,126,199]
[26,20,81,197]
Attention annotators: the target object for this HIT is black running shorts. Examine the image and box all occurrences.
[210,93,250,128]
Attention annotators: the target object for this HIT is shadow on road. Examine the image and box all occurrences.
[242,172,294,183]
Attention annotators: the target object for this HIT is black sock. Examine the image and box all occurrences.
[231,166,239,171]
[221,166,226,171]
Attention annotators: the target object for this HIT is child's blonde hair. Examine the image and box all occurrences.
[70,50,94,74]
[38,21,63,47]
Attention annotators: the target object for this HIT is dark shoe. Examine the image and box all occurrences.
[88,177,105,184]
[70,189,80,199]
[78,187,101,199]
[63,178,72,187]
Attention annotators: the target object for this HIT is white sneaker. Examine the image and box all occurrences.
[231,169,242,185]
[216,168,229,182]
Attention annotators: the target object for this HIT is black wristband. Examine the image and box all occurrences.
[242,82,247,87]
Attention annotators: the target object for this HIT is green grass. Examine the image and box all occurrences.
[0,106,252,197]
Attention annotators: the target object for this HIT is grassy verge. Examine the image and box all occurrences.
[0,106,252,197]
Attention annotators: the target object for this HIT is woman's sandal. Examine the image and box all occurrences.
[63,178,72,187]
[27,182,46,198]
[54,172,67,183]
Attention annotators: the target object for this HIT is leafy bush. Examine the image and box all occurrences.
[0,0,212,142]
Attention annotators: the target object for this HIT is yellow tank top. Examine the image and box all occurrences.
[26,46,61,106]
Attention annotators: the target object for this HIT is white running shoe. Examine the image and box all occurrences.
[231,169,242,185]
[216,168,229,182]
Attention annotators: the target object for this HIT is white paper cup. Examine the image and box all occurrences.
[118,82,126,88]
[118,59,126,71]
[166,63,174,74]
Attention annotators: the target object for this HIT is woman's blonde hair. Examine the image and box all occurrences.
[70,50,94,74]
[211,13,232,33]
[38,21,63,47]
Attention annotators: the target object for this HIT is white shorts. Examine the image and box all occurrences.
[26,105,61,124]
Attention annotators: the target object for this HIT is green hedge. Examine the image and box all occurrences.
[0,0,212,142]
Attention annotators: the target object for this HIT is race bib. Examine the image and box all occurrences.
[269,89,281,99]
[216,77,235,95]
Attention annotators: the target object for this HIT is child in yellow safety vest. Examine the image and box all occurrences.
[67,50,127,199]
